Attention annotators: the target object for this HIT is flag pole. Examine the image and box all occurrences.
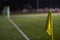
[50,10,54,40]
[45,9,54,40]
[37,0,39,9]
[52,31,54,40]
[51,11,54,40]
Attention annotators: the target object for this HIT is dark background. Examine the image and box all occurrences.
[0,0,60,11]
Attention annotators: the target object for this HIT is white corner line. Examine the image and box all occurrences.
[7,17,30,40]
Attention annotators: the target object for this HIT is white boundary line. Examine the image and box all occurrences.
[8,17,30,40]
[6,6,30,40]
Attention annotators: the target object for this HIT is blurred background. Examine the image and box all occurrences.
[0,0,60,14]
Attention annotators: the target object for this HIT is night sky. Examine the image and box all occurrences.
[0,0,60,10]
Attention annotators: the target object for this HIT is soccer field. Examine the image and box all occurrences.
[0,13,60,40]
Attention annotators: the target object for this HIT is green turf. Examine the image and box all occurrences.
[0,14,60,40]
[53,16,60,40]
[0,16,25,40]
[11,14,60,40]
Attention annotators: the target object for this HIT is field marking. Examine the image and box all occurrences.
[7,17,30,40]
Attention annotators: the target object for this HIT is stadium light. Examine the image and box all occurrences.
[37,0,39,9]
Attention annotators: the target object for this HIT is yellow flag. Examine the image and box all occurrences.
[45,10,53,40]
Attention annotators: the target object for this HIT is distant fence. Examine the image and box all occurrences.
[11,8,60,14]
[21,8,60,13]
[1,8,60,15]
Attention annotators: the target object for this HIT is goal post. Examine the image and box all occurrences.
[7,6,10,18]
[2,6,10,18]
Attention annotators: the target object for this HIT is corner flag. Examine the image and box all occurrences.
[45,10,54,40]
